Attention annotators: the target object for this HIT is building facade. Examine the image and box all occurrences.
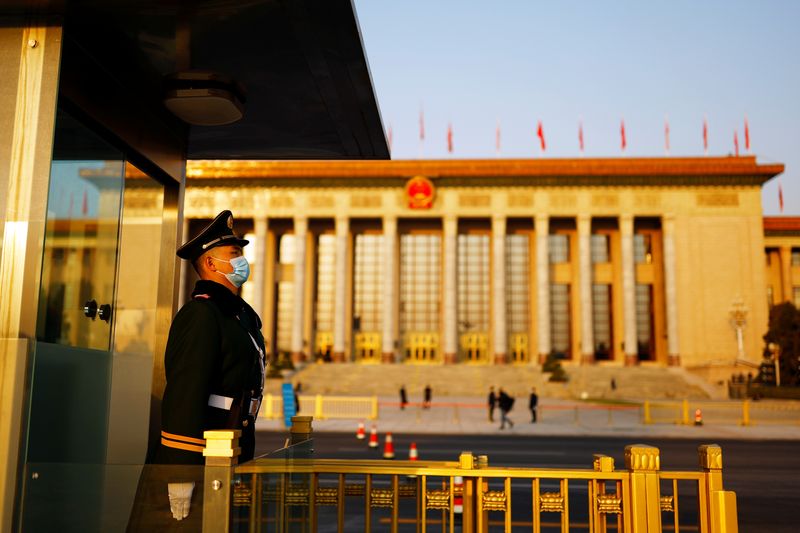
[154,157,788,369]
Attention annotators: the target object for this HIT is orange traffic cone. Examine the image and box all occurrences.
[383,432,395,459]
[356,422,366,440]
[694,408,703,426]
[408,442,418,461]
[368,425,379,448]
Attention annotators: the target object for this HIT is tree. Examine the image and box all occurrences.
[543,352,568,382]
[762,302,800,387]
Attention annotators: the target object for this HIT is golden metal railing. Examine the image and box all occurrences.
[260,394,379,420]
[202,419,739,533]
[643,398,800,426]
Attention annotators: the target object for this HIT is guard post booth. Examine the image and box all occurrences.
[0,1,387,531]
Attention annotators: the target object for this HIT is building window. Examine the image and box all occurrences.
[314,234,335,358]
[550,283,571,357]
[634,234,653,264]
[354,234,383,334]
[635,284,654,360]
[506,234,530,334]
[400,234,441,335]
[592,284,613,360]
[457,234,490,334]
[276,234,295,353]
[792,248,800,267]
[549,234,570,263]
[591,234,610,264]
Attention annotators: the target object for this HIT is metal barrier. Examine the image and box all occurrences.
[260,394,379,421]
[643,399,800,426]
[202,423,739,532]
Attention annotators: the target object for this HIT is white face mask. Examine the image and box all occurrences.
[211,255,250,287]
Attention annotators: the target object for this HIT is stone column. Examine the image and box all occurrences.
[535,215,550,364]
[492,215,507,364]
[332,216,349,362]
[578,215,594,364]
[443,216,458,364]
[381,216,397,362]
[291,216,308,363]
[252,216,268,320]
[780,246,793,302]
[620,215,638,365]
[663,215,680,366]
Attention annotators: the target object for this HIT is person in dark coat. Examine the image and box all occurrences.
[423,385,432,409]
[399,385,408,409]
[487,386,497,422]
[528,387,539,423]
[498,388,515,429]
[131,211,266,528]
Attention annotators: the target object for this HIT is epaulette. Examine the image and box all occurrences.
[194,294,211,300]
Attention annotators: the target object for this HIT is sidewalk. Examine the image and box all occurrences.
[256,396,800,440]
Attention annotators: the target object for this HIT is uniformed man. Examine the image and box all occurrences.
[156,210,266,521]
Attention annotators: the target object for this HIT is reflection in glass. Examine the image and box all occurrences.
[457,234,489,332]
[505,234,530,334]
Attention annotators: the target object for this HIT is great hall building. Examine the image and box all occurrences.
[155,157,796,369]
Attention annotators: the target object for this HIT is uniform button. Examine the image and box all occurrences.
[242,419,249,427]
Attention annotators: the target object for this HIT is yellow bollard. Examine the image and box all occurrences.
[741,400,750,426]
[314,394,324,420]
[371,396,379,420]
[682,399,690,425]
[643,401,652,425]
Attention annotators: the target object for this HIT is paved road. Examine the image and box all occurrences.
[255,431,800,532]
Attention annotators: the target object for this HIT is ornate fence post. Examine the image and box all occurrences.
[624,444,661,533]
[698,444,739,533]
[458,451,476,533]
[202,429,241,533]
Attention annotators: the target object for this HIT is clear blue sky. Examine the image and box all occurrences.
[353,0,799,215]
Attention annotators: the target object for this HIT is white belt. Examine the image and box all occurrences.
[208,394,261,417]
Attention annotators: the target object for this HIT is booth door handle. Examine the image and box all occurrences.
[83,299,98,319]
[98,304,112,323]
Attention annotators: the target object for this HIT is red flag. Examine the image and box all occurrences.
[734,130,739,156]
[495,121,501,154]
[664,116,670,155]
[779,182,784,213]
[620,119,627,152]
[744,117,750,152]
[703,117,708,154]
[419,108,425,141]
[446,123,453,153]
[536,121,546,152]
[578,120,584,153]
[81,189,88,216]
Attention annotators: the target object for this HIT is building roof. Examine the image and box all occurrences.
[764,217,800,236]
[185,156,784,187]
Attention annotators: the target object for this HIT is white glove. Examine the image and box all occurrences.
[168,482,195,520]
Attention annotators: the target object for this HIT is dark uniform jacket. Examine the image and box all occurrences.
[155,279,266,465]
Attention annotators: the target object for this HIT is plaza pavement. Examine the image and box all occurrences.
[255,396,800,441]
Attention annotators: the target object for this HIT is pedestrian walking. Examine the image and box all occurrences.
[423,385,432,409]
[487,386,497,422]
[528,387,538,423]
[399,385,408,410]
[498,388,514,429]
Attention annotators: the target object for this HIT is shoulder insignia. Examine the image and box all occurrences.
[194,294,211,300]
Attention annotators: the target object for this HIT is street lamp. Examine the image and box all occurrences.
[728,297,749,363]
[768,342,782,387]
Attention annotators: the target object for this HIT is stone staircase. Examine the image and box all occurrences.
[269,363,711,400]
